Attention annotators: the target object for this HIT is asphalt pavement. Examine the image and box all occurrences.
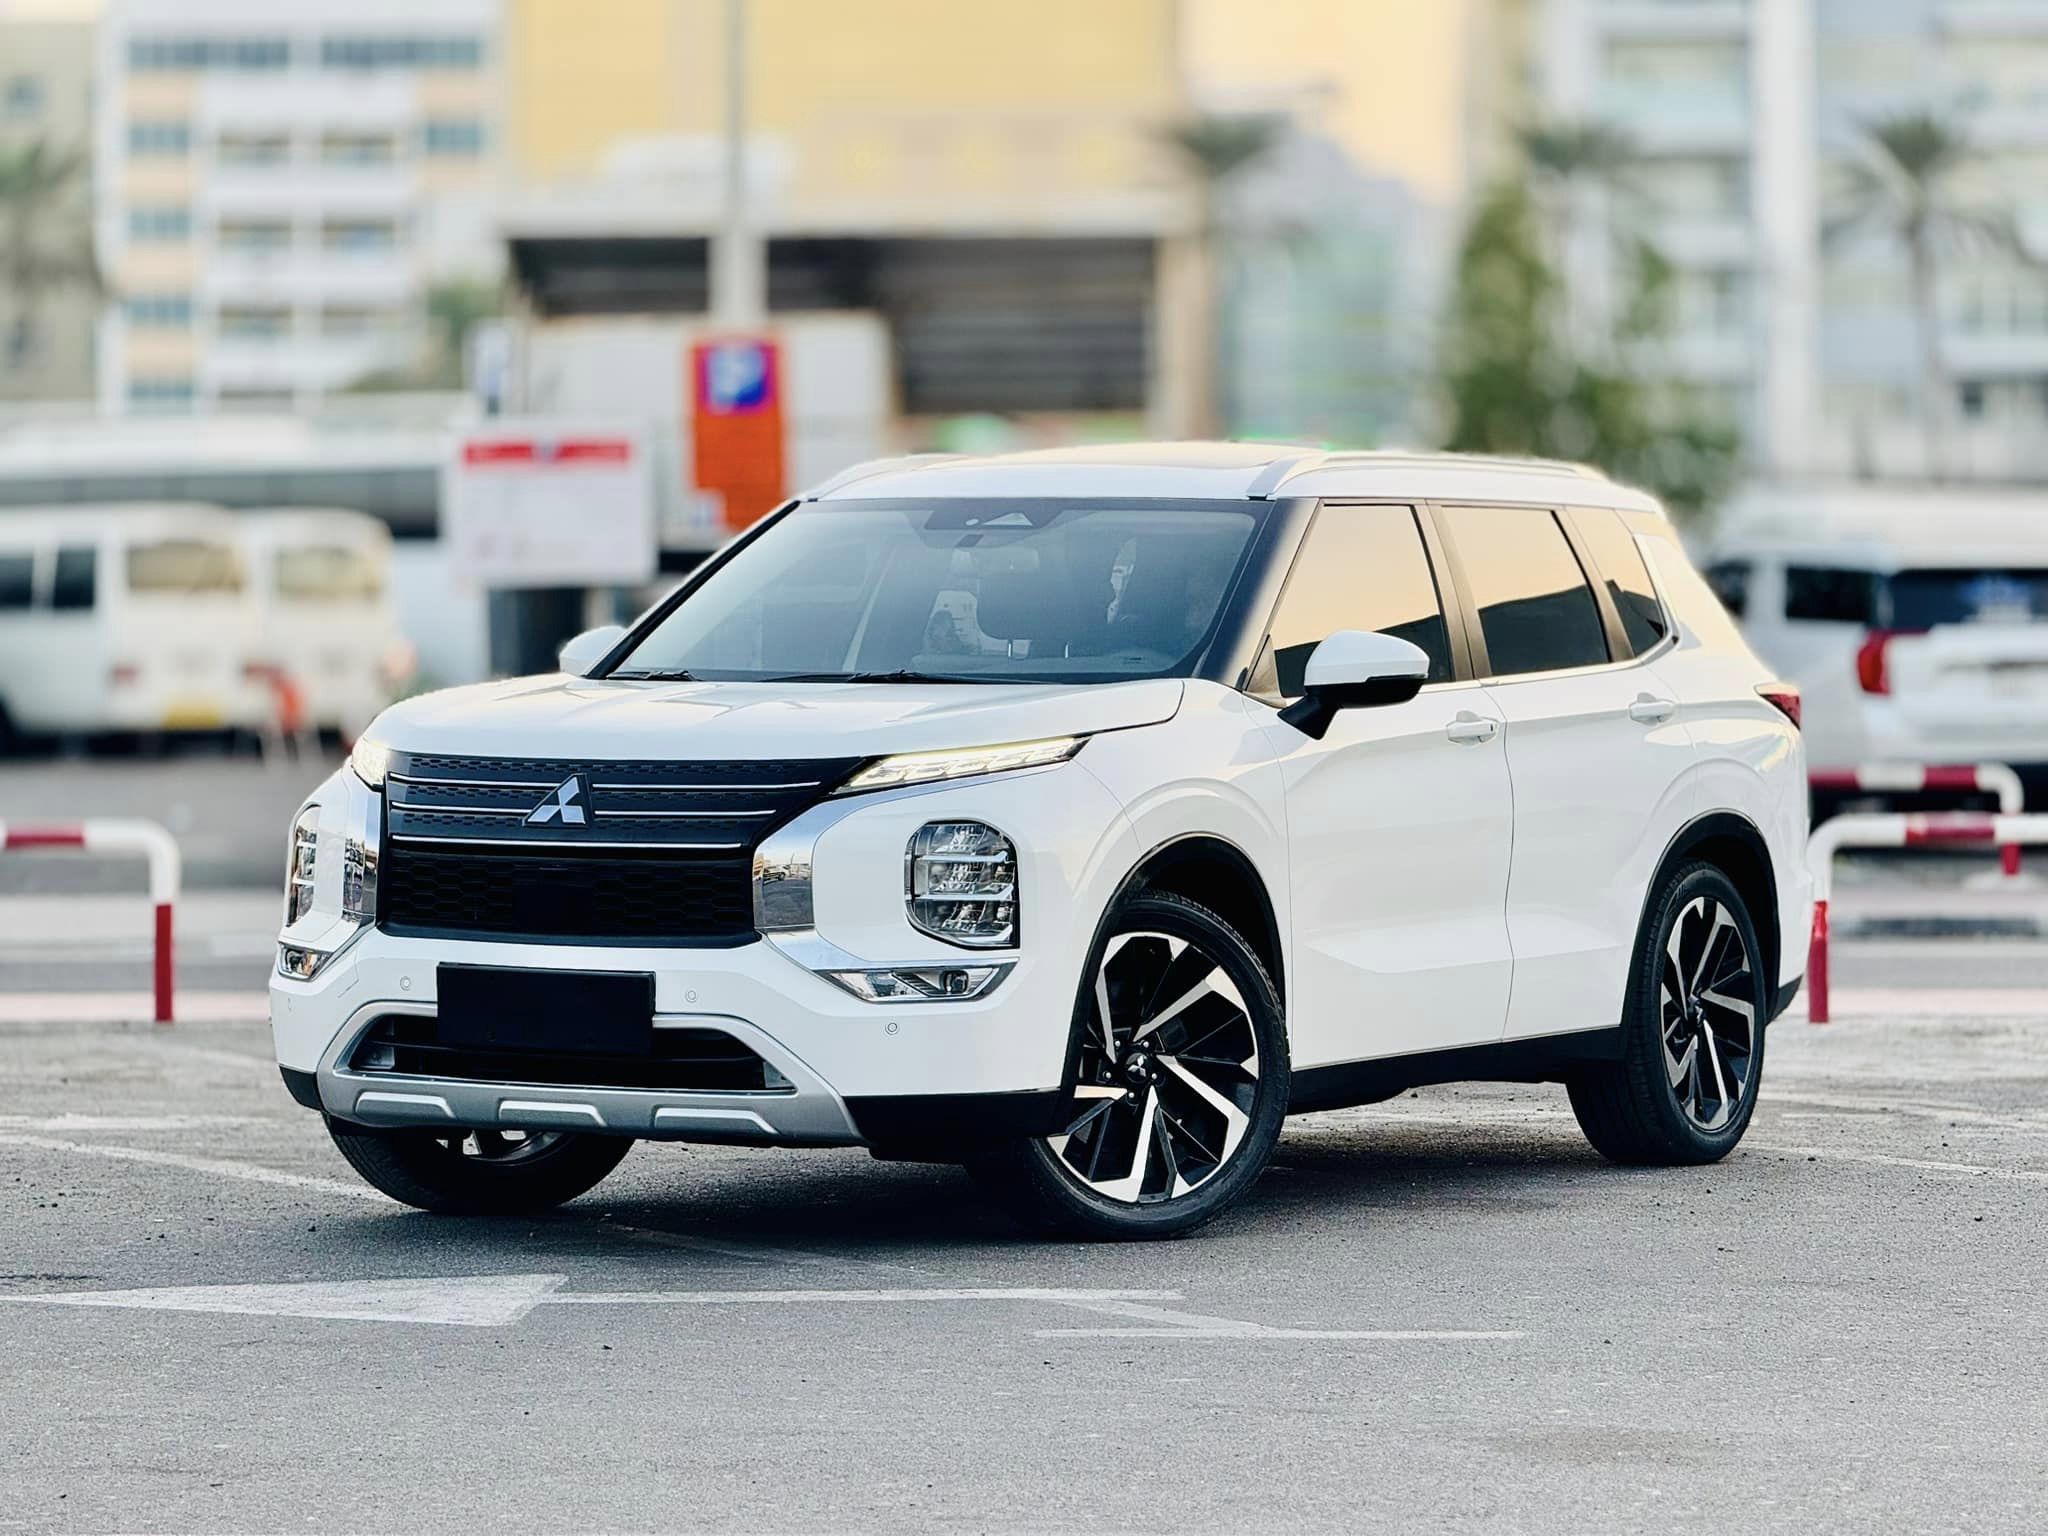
[2,755,2045,1532]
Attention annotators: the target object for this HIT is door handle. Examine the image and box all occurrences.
[1628,694,1676,725]
[1445,714,1499,745]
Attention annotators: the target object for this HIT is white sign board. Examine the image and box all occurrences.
[442,419,655,588]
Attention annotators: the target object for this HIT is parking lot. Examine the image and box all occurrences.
[4,757,2047,1533]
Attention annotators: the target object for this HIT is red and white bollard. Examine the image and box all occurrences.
[1810,763,2026,875]
[1805,810,2048,1024]
[0,818,182,1023]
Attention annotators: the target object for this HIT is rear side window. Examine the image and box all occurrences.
[51,546,96,611]
[1704,560,1749,618]
[1784,565,1875,625]
[1888,568,2048,628]
[1251,503,1453,698]
[1571,508,1669,656]
[1438,504,1610,677]
[0,552,32,609]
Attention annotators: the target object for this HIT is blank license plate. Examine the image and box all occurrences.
[435,966,653,1056]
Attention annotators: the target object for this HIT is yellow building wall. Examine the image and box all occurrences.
[506,0,1180,196]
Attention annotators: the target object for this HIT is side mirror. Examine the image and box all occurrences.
[1278,630,1430,740]
[558,625,626,678]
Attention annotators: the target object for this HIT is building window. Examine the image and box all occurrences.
[217,132,292,166]
[128,375,197,408]
[128,205,192,242]
[423,118,486,157]
[217,388,296,413]
[321,219,401,252]
[128,36,290,72]
[218,219,293,252]
[3,74,45,120]
[126,292,194,328]
[320,305,403,337]
[319,34,483,71]
[128,119,192,156]
[320,132,398,166]
[218,306,293,339]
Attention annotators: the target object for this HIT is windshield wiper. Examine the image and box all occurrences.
[769,669,981,684]
[609,668,700,681]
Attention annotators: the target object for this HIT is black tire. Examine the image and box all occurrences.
[970,890,1288,1239]
[326,1119,633,1214]
[1569,862,1768,1165]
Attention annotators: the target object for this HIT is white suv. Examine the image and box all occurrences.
[271,444,1810,1238]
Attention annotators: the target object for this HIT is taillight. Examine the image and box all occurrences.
[1757,682,1801,729]
[108,662,140,687]
[1854,629,1924,695]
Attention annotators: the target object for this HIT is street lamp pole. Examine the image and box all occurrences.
[711,0,766,327]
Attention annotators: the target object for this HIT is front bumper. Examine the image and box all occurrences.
[269,757,1140,1149]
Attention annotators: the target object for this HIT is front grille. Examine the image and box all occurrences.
[348,1014,787,1093]
[377,751,859,944]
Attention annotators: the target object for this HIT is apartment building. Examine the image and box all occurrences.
[0,13,96,402]
[95,0,501,415]
[1538,0,2048,481]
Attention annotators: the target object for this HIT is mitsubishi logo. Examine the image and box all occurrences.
[526,775,588,826]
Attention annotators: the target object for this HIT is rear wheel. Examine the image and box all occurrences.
[971,891,1288,1239]
[327,1119,633,1214]
[1568,863,1766,1165]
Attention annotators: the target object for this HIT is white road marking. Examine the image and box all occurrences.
[546,1287,1186,1307]
[0,1114,269,1132]
[1034,1298,1523,1341]
[1747,1142,2048,1184]
[9,1274,564,1327]
[0,1132,385,1203]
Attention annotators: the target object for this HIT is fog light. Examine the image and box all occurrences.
[906,821,1017,949]
[823,964,1012,1003]
[276,944,330,981]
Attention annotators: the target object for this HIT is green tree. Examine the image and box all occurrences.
[347,277,504,392]
[1438,179,1738,521]
[1160,112,1289,437]
[0,139,101,376]
[1828,110,2030,479]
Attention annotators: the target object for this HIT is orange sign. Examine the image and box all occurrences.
[691,337,786,531]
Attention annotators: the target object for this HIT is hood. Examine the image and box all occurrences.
[367,675,1185,762]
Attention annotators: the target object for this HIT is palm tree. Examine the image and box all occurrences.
[1828,110,2032,479]
[1160,112,1288,437]
[0,139,101,378]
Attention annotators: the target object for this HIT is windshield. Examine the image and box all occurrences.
[610,498,1265,684]
[125,539,244,597]
[274,544,385,601]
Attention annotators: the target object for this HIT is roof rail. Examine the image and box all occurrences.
[1266,450,1607,493]
[801,453,961,499]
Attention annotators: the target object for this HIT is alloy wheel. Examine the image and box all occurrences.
[1659,895,1758,1131]
[435,1128,565,1163]
[1047,929,1261,1204]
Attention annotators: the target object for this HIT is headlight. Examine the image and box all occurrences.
[348,735,392,790]
[837,736,1083,795]
[906,820,1017,948]
[284,807,320,926]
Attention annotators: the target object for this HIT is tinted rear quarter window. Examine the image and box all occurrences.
[1439,504,1610,677]
[1703,560,1749,619]
[1784,565,1875,625]
[1571,507,1669,656]
[0,552,32,609]
[51,547,96,610]
[1251,503,1453,698]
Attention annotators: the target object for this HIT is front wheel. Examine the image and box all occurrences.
[327,1119,633,1214]
[971,890,1288,1239]
[1568,862,1767,1165]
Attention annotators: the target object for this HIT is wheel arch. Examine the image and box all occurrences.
[1114,831,1285,1006]
[1644,810,1782,1013]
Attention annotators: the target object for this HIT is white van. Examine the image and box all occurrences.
[1704,485,2048,798]
[0,503,268,744]
[239,509,411,740]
